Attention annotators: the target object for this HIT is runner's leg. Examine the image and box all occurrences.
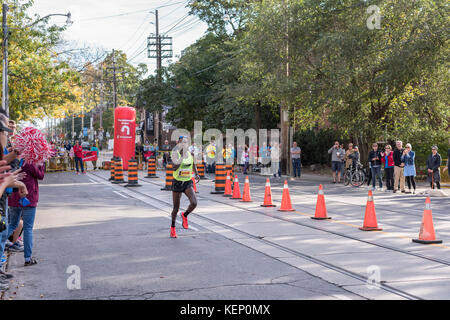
[171,192,182,227]
[183,186,197,217]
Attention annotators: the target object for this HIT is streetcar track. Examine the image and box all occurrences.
[133,171,449,221]
[89,171,441,300]
[128,173,450,258]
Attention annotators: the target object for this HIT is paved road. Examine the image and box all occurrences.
[2,168,449,300]
[2,171,363,300]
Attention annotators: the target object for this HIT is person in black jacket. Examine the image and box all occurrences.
[368,143,383,190]
[426,146,442,189]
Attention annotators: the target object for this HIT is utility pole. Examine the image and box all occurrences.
[147,10,172,148]
[99,81,104,129]
[154,9,161,147]
[72,114,75,141]
[280,0,290,176]
[112,49,118,109]
[2,3,9,116]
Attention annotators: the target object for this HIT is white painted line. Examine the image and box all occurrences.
[41,183,99,187]
[332,294,352,300]
[87,174,200,232]
[113,191,129,199]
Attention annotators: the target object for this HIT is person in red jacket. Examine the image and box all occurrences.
[73,140,85,174]
[381,144,395,192]
[8,161,44,266]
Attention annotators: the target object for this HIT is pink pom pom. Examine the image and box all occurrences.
[12,127,52,165]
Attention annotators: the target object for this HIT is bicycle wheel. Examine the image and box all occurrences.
[344,170,351,186]
[352,170,365,187]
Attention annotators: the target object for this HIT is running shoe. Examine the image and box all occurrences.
[8,242,24,252]
[1,254,6,264]
[170,227,177,238]
[181,212,189,229]
[0,278,9,291]
[0,269,13,279]
[24,257,37,267]
[5,240,13,249]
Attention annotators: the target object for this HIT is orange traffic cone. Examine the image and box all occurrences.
[412,197,442,244]
[224,170,233,197]
[311,184,331,220]
[241,176,252,202]
[359,190,382,231]
[191,172,199,194]
[261,178,276,207]
[231,176,242,199]
[278,180,295,211]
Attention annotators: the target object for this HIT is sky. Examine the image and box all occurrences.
[28,0,208,73]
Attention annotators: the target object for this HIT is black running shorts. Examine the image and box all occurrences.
[172,179,193,193]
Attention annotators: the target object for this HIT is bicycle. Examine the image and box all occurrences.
[344,163,366,187]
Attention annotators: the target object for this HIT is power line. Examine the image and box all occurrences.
[160,13,190,35]
[122,18,154,54]
[169,17,201,35]
[159,1,188,19]
[79,1,186,22]
[127,46,147,64]
[118,12,152,52]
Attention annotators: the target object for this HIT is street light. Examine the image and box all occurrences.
[2,3,72,116]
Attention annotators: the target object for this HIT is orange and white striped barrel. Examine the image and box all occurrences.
[145,157,158,178]
[125,159,141,187]
[161,164,174,191]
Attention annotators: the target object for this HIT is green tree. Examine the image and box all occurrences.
[2,0,82,121]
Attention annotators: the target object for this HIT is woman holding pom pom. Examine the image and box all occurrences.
[0,111,29,284]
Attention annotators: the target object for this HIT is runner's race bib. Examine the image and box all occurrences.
[179,168,191,177]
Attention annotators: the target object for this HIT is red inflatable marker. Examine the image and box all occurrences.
[114,106,136,170]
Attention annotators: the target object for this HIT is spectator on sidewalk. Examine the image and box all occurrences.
[381,145,395,191]
[205,140,216,174]
[349,146,360,168]
[0,111,28,289]
[135,141,144,166]
[249,143,258,173]
[271,142,281,178]
[344,143,354,172]
[340,144,346,178]
[328,141,343,183]
[368,143,383,191]
[242,145,249,175]
[291,141,301,178]
[401,143,416,194]
[64,141,72,152]
[91,144,99,170]
[8,162,45,267]
[393,140,406,193]
[426,145,442,190]
[69,146,75,170]
[161,140,171,168]
[73,140,85,175]
[261,142,271,170]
